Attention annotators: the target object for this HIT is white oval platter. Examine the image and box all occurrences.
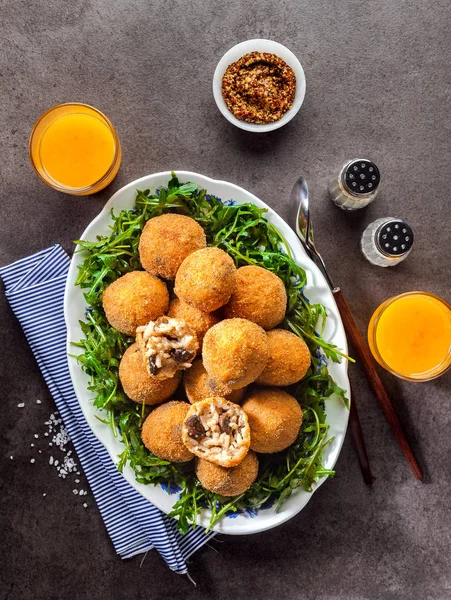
[64,171,350,535]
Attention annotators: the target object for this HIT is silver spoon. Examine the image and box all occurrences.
[289,175,335,289]
[289,175,422,481]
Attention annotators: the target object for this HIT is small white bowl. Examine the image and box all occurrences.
[213,39,306,133]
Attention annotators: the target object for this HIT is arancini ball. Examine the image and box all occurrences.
[174,247,236,313]
[119,343,181,405]
[102,271,169,336]
[182,397,250,467]
[196,451,258,496]
[136,316,198,379]
[141,401,193,462]
[184,359,246,404]
[242,387,303,453]
[168,298,220,351]
[256,329,311,386]
[203,318,270,390]
[223,265,287,330]
[139,214,206,280]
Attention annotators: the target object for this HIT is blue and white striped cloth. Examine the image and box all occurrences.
[0,244,215,574]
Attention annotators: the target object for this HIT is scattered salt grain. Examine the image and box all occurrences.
[42,493,46,497]
[54,460,59,466]
[10,456,13,460]
[83,503,88,508]
[36,399,42,404]
[44,432,49,437]
[75,479,80,484]
[17,403,25,408]
[34,434,39,439]
[73,489,79,495]
[49,456,54,465]
[30,443,35,447]
[30,458,35,464]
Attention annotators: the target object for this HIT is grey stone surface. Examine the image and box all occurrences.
[1,0,451,598]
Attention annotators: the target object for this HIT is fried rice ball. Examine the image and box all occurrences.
[203,318,270,390]
[119,343,181,405]
[168,298,220,352]
[141,401,193,462]
[242,387,303,453]
[102,271,169,336]
[223,265,287,330]
[174,247,237,313]
[196,451,258,496]
[256,329,311,386]
[139,214,206,280]
[184,359,246,404]
[182,397,250,467]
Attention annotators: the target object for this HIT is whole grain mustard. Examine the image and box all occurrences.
[222,51,296,124]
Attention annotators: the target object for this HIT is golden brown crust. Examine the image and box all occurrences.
[182,398,250,467]
[168,298,220,352]
[174,247,237,313]
[196,451,258,496]
[242,387,303,453]
[223,265,287,330]
[119,343,181,404]
[141,401,193,462]
[202,318,270,390]
[256,329,311,386]
[102,271,169,336]
[184,359,246,404]
[139,214,206,280]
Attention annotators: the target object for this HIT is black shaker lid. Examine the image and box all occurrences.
[343,159,380,195]
[376,220,414,256]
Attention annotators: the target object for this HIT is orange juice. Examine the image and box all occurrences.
[368,292,451,381]
[30,103,121,195]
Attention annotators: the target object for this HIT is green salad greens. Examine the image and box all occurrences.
[73,172,348,533]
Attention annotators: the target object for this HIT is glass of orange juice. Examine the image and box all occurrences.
[29,103,122,195]
[368,292,451,382]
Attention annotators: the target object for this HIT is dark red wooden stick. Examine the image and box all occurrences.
[348,383,373,485]
[333,287,423,480]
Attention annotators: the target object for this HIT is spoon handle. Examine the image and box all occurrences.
[333,287,423,480]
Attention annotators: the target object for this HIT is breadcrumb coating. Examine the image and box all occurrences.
[141,401,193,462]
[168,298,220,352]
[184,359,246,404]
[223,265,287,330]
[256,329,311,386]
[102,271,169,336]
[139,214,206,280]
[242,387,303,453]
[196,451,258,496]
[174,247,237,312]
[119,343,181,404]
[203,318,270,390]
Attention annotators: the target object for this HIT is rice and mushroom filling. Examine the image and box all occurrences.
[136,316,198,380]
[182,398,250,468]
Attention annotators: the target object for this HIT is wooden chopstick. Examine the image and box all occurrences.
[333,287,423,480]
[348,383,373,485]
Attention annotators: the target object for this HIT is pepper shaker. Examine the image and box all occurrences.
[360,217,414,267]
[329,159,381,210]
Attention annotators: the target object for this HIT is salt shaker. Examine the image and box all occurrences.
[329,159,381,210]
[360,217,414,267]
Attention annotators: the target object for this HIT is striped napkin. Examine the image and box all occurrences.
[0,244,215,574]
